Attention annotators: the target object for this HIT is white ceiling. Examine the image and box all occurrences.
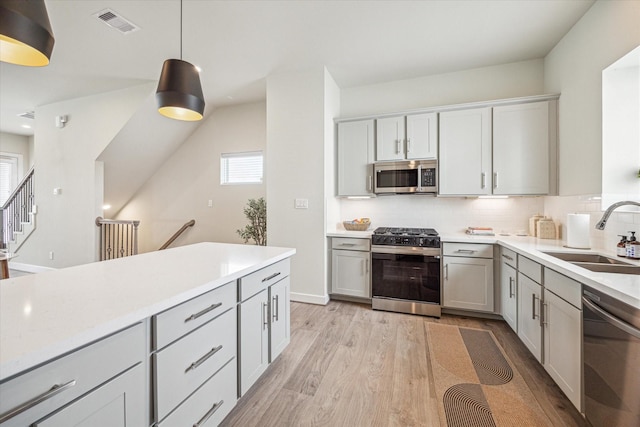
[0,0,595,136]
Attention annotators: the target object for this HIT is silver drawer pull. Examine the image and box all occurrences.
[0,379,77,423]
[455,249,476,254]
[502,254,514,261]
[185,302,223,323]
[262,272,281,282]
[193,400,224,427]
[186,345,223,372]
[339,243,357,247]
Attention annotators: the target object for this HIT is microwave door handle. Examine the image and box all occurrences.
[417,165,423,191]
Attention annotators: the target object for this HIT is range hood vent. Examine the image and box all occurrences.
[18,111,35,120]
[94,9,140,34]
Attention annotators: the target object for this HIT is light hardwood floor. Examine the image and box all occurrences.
[221,301,587,427]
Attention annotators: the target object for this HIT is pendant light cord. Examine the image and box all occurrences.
[180,0,183,60]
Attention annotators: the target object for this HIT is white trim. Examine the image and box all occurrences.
[8,262,56,274]
[290,291,330,305]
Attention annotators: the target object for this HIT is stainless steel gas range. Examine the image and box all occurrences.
[371,227,441,318]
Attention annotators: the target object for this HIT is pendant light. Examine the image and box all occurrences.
[156,0,204,121]
[0,0,55,67]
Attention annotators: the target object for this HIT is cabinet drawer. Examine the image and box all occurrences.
[154,281,236,350]
[544,268,582,308]
[500,247,517,268]
[158,359,237,427]
[332,237,370,251]
[518,255,542,283]
[0,322,145,427]
[154,308,236,422]
[239,259,290,302]
[443,243,493,258]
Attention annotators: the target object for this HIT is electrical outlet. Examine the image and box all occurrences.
[49,251,54,260]
[295,198,309,209]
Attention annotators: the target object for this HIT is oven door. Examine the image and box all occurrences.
[371,247,441,304]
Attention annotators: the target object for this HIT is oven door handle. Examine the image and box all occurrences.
[582,296,640,339]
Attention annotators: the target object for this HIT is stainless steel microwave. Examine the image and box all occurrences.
[373,159,438,194]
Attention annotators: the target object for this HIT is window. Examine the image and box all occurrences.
[220,151,263,185]
[0,154,20,206]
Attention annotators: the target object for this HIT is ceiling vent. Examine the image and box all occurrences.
[94,9,140,34]
[18,111,35,120]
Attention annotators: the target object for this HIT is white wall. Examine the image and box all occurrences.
[116,102,267,253]
[267,67,335,304]
[544,0,640,196]
[16,84,153,268]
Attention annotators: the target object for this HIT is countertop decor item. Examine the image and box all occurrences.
[537,218,557,239]
[565,213,591,249]
[529,214,544,237]
[343,218,370,231]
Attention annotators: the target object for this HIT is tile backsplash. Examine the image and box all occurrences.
[337,194,640,252]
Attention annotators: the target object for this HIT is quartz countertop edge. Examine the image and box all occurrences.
[0,242,296,381]
[326,230,640,309]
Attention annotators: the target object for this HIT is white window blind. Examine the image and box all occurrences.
[220,151,263,185]
[0,155,18,206]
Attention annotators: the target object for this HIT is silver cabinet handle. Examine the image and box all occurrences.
[407,138,412,153]
[532,294,538,320]
[262,272,281,283]
[367,175,373,192]
[186,345,223,372]
[193,400,224,427]
[540,300,547,327]
[272,294,279,322]
[396,139,401,154]
[263,302,269,330]
[455,249,476,254]
[481,172,486,189]
[366,258,369,274]
[494,172,498,189]
[502,254,514,262]
[0,380,77,423]
[509,277,514,298]
[444,264,449,280]
[185,302,222,323]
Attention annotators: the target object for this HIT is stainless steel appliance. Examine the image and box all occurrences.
[373,159,437,194]
[582,286,640,427]
[371,227,441,317]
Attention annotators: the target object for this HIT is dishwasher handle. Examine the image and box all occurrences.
[582,295,640,339]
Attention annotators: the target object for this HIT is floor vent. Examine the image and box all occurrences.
[94,9,140,34]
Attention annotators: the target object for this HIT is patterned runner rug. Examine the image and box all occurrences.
[426,323,553,427]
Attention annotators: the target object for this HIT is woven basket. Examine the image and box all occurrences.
[343,220,371,231]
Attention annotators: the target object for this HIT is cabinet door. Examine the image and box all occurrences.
[543,290,582,411]
[500,261,518,332]
[331,249,370,298]
[269,276,291,362]
[376,116,405,161]
[337,120,375,196]
[33,364,145,427]
[239,289,269,396]
[406,113,438,160]
[493,101,550,195]
[517,273,543,362]
[439,107,492,195]
[443,256,494,312]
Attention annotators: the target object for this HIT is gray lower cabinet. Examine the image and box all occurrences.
[331,237,371,299]
[238,259,291,397]
[0,323,146,427]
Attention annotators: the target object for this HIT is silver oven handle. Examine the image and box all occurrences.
[582,296,640,339]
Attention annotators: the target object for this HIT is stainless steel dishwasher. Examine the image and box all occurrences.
[582,286,640,427]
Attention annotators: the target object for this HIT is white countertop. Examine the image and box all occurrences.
[0,242,295,381]
[326,230,640,310]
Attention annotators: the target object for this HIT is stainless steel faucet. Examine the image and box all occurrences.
[595,200,640,229]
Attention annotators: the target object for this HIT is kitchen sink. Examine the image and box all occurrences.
[542,251,640,275]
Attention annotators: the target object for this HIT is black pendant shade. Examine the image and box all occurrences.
[0,0,55,67]
[156,59,205,121]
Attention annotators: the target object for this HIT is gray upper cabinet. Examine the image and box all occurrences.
[376,113,438,161]
[337,119,375,197]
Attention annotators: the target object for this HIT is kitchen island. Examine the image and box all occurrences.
[0,242,295,426]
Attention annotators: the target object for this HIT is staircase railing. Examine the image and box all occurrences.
[1,166,35,249]
[95,217,140,261]
[159,219,195,250]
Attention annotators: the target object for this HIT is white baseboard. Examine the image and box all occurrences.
[290,292,330,305]
[8,262,56,273]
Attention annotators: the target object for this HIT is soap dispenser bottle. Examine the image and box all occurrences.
[617,235,628,257]
[626,232,639,259]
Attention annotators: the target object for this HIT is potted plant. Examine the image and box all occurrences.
[237,197,266,246]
